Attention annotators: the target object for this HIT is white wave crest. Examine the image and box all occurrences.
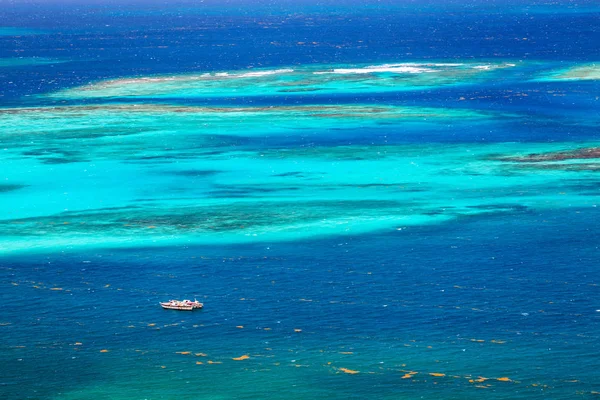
[237,68,294,78]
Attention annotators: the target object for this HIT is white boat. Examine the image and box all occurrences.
[160,299,203,311]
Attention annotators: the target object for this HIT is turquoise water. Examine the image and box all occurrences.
[0,102,598,253]
[1,1,600,399]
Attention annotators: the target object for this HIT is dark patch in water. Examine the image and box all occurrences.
[166,169,221,177]
[0,184,27,193]
[272,171,305,177]
[338,183,428,192]
[466,204,529,212]
[207,184,301,198]
[0,199,409,236]
[40,157,82,164]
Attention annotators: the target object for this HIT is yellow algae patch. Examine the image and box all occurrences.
[263,328,271,331]
[339,368,360,374]
[195,353,207,357]
[339,352,353,355]
[470,339,485,342]
[490,340,506,344]
[429,373,446,377]
[401,371,418,379]
[147,323,156,327]
[496,377,512,382]
[474,377,489,383]
[176,351,191,355]
[233,355,250,361]
[294,329,302,332]
[50,288,63,291]
[207,360,222,364]
[160,366,166,369]
[196,361,204,365]
[100,349,109,353]
[236,325,244,329]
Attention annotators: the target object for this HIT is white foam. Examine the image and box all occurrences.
[313,65,435,75]
[237,68,294,78]
[397,63,464,67]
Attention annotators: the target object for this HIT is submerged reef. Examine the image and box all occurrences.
[45,62,519,99]
[1,61,599,253]
[536,63,600,81]
[494,147,600,162]
[493,147,600,171]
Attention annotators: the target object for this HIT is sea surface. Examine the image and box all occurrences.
[1,1,599,399]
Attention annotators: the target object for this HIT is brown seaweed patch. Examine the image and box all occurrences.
[0,104,485,120]
[0,199,411,237]
[495,147,600,163]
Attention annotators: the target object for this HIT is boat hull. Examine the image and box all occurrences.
[160,304,194,311]
[160,300,203,311]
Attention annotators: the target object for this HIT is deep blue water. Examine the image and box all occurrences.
[2,208,600,399]
[1,1,599,103]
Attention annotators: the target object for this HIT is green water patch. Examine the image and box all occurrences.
[534,63,600,81]
[45,61,522,100]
